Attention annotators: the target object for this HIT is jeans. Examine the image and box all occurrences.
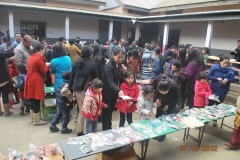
[119,112,132,127]
[51,108,70,129]
[85,118,98,134]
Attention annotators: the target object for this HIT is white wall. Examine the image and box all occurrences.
[0,11,10,34]
[69,16,99,39]
[170,22,208,47]
[211,20,240,50]
[121,22,143,40]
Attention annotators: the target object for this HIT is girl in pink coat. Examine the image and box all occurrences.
[194,71,212,108]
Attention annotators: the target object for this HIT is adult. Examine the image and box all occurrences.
[94,39,104,55]
[158,35,163,50]
[185,44,193,52]
[0,36,8,52]
[58,37,67,54]
[178,48,187,68]
[113,39,126,65]
[230,40,240,68]
[208,56,235,127]
[150,48,163,79]
[24,43,50,125]
[183,48,204,109]
[153,74,179,141]
[68,45,98,136]
[141,44,155,80]
[128,40,138,53]
[90,44,106,81]
[202,47,210,64]
[14,35,33,68]
[40,37,47,46]
[102,48,124,130]
[51,42,72,93]
[11,33,22,48]
[75,37,83,49]
[6,30,10,42]
[66,39,81,64]
[31,35,41,48]
[103,40,110,57]
[108,38,117,58]
[162,45,177,68]
[150,41,157,51]
[0,50,15,116]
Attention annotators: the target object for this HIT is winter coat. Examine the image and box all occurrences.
[208,64,235,98]
[137,94,157,121]
[115,82,139,114]
[162,49,173,67]
[14,42,33,68]
[202,54,209,64]
[194,80,212,107]
[163,62,170,75]
[51,56,72,93]
[15,73,26,90]
[183,61,204,82]
[153,74,179,114]
[10,58,18,78]
[151,57,162,78]
[82,87,105,121]
[66,44,81,64]
[93,56,106,82]
[102,59,124,96]
[0,51,15,84]
[24,53,49,100]
[171,69,185,88]
[56,80,73,110]
[108,43,115,58]
[11,40,20,48]
[127,57,140,74]
[69,57,98,91]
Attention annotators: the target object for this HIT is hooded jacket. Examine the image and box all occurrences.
[115,82,139,114]
[208,64,235,98]
[183,61,204,82]
[194,80,212,107]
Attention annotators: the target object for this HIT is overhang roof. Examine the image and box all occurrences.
[56,0,106,6]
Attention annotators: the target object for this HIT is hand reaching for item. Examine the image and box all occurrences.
[148,112,153,117]
[118,90,124,96]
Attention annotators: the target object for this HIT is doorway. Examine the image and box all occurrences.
[20,21,46,38]
[168,30,180,49]
[127,28,135,45]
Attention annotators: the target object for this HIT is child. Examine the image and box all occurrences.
[194,71,212,108]
[150,48,163,79]
[163,56,172,75]
[115,71,139,127]
[50,71,74,134]
[202,47,210,64]
[168,53,178,75]
[127,49,140,74]
[82,78,108,134]
[137,86,157,121]
[15,63,27,116]
[7,59,17,108]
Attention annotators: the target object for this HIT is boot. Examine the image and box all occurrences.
[9,100,17,109]
[3,104,13,116]
[30,110,33,123]
[0,107,3,116]
[25,104,30,113]
[33,112,47,126]
[19,107,25,116]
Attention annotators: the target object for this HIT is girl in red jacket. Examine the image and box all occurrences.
[194,71,212,108]
[115,71,140,127]
[82,78,108,134]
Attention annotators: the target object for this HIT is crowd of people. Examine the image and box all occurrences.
[0,32,239,148]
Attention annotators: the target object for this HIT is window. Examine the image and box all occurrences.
[20,0,46,3]
[166,10,183,15]
[128,9,148,16]
[21,21,46,38]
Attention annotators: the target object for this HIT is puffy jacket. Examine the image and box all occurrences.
[56,80,73,110]
[69,57,98,91]
[115,82,139,114]
[183,61,204,82]
[15,73,26,90]
[151,57,162,78]
[194,80,212,107]
[0,51,15,84]
[82,87,105,121]
[208,64,235,98]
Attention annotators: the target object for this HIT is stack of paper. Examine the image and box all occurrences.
[180,116,204,128]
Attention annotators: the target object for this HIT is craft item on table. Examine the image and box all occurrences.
[112,127,132,136]
[80,135,92,144]
[161,115,173,123]
[143,129,157,138]
[141,79,151,84]
[208,94,220,102]
[180,116,204,128]
[37,146,45,158]
[119,95,133,100]
[105,133,114,138]
[151,118,161,124]
[115,137,131,145]
[131,123,143,129]
[170,124,185,130]
[9,148,23,160]
[79,145,93,154]
[153,122,168,134]
[67,137,84,145]
[50,143,63,155]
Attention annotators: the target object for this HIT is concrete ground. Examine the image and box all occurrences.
[0,104,239,160]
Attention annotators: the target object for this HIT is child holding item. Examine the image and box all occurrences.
[137,86,158,121]
[115,71,140,127]
[15,63,27,116]
[194,71,212,108]
[82,78,108,134]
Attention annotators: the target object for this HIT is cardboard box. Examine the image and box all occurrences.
[95,147,138,160]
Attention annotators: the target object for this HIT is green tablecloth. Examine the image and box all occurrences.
[44,86,55,94]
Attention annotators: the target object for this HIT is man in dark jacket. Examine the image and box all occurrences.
[108,38,117,58]
[75,37,82,49]
[162,45,177,69]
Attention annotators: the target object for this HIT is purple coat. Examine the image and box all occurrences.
[183,61,204,82]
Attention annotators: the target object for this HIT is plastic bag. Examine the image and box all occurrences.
[79,145,93,154]
[37,146,45,158]
[8,148,23,160]
[50,143,63,155]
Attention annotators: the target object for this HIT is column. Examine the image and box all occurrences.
[9,11,14,43]
[162,22,169,54]
[134,23,140,41]
[205,21,213,48]
[108,20,113,40]
[65,15,69,41]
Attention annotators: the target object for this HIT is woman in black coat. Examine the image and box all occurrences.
[0,50,15,116]
[102,48,125,130]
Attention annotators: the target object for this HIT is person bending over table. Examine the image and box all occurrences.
[153,74,179,142]
[208,56,235,127]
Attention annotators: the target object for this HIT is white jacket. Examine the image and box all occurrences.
[137,95,157,121]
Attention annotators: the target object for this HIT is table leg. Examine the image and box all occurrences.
[183,128,187,141]
[186,128,190,140]
[143,140,149,160]
[221,118,224,128]
[198,125,206,147]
